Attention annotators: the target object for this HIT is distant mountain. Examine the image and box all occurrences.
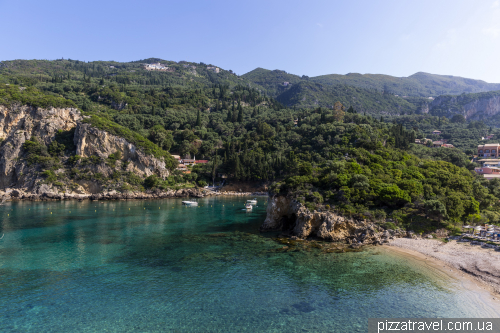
[240,68,303,97]
[276,81,420,114]
[427,90,500,121]
[242,68,500,100]
[312,72,500,97]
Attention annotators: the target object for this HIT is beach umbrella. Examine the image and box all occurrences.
[463,225,471,228]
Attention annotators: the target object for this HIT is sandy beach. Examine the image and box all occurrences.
[387,238,500,296]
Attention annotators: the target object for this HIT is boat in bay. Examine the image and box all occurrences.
[182,201,199,206]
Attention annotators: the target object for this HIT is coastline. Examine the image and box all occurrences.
[385,238,500,311]
[1,188,269,202]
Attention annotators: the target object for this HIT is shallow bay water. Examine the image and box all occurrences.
[0,196,498,332]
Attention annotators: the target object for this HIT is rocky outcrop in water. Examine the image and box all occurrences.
[261,196,405,245]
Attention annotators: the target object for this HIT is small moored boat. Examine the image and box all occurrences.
[182,201,198,206]
[245,203,253,210]
[246,199,257,205]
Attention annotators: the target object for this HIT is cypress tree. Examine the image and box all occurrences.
[235,155,243,180]
[196,110,201,127]
[211,154,218,186]
[237,107,243,122]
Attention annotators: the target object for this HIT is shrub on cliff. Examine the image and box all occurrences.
[0,84,76,108]
[82,114,178,170]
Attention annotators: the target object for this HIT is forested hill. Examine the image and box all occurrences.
[241,68,500,115]
[276,81,419,115]
[3,57,500,234]
[0,58,247,89]
[242,68,500,98]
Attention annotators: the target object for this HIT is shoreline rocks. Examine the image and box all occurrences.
[0,187,268,202]
[260,195,406,246]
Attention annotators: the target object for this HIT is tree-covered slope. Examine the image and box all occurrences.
[313,72,500,97]
[241,68,303,96]
[242,67,500,100]
[5,58,500,233]
[0,58,247,90]
[276,81,420,114]
[428,90,500,121]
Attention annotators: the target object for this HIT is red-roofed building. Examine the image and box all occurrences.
[194,160,209,164]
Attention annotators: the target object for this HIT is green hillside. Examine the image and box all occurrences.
[313,72,500,97]
[276,81,422,114]
[240,68,302,96]
[429,90,500,117]
[5,58,500,230]
[242,68,500,102]
[0,58,246,90]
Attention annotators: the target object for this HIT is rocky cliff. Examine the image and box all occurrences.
[429,91,500,120]
[0,105,171,195]
[0,105,80,188]
[261,196,404,245]
[74,123,169,180]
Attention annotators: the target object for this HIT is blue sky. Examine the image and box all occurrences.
[1,0,499,82]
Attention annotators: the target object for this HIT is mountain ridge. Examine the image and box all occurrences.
[242,68,500,98]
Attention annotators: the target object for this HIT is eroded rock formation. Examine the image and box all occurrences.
[0,105,170,195]
[0,105,80,188]
[261,196,405,245]
[74,123,169,179]
[429,93,500,120]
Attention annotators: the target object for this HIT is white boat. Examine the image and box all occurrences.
[182,201,198,206]
[245,203,253,210]
[246,199,257,205]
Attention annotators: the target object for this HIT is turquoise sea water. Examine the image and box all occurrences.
[0,196,498,332]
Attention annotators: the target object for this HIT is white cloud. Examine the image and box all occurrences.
[482,27,500,38]
[492,0,499,8]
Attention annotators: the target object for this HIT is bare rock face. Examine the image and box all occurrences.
[74,123,169,179]
[0,105,81,188]
[0,104,170,193]
[261,196,401,245]
[429,94,500,120]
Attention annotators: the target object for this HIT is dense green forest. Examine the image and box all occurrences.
[242,68,500,99]
[276,81,421,114]
[3,58,500,234]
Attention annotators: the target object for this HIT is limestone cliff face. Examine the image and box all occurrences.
[0,105,80,188]
[74,123,169,179]
[429,94,500,120]
[261,196,397,245]
[0,105,170,193]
